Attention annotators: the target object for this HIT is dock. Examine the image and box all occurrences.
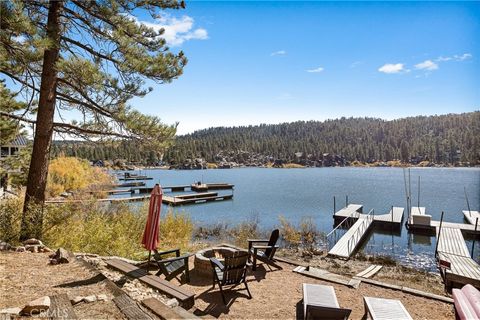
[328,215,374,259]
[46,192,233,206]
[328,205,404,259]
[407,208,480,235]
[463,210,480,226]
[436,227,480,289]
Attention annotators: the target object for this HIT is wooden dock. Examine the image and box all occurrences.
[333,204,404,225]
[436,227,480,289]
[463,210,480,226]
[328,215,374,259]
[46,192,233,206]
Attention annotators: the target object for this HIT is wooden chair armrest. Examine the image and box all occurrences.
[252,245,278,250]
[154,248,180,257]
[209,258,225,271]
[157,254,191,265]
[247,239,269,243]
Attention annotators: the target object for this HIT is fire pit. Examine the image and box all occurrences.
[194,247,238,277]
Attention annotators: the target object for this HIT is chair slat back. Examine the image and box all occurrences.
[223,251,249,285]
[264,229,279,258]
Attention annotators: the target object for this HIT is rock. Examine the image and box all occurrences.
[21,296,50,315]
[166,298,179,308]
[25,244,39,253]
[23,238,43,246]
[42,247,53,253]
[15,246,26,252]
[0,242,11,251]
[83,295,97,303]
[0,307,22,315]
[96,294,108,302]
[70,296,84,305]
[49,248,69,264]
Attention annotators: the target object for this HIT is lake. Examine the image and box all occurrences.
[113,167,480,271]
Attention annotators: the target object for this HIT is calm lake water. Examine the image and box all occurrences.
[113,167,480,271]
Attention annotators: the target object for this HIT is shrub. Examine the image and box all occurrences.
[230,214,260,247]
[0,197,194,260]
[279,215,301,247]
[46,157,112,198]
[0,197,23,243]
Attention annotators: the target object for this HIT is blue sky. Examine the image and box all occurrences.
[132,1,479,134]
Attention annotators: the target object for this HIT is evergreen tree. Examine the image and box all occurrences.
[1,0,186,239]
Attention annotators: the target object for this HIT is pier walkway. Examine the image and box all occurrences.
[436,227,480,289]
[328,205,404,259]
[328,215,374,259]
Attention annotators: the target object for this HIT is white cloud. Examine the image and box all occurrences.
[350,61,363,68]
[415,60,439,71]
[436,53,472,62]
[271,50,286,56]
[378,63,405,74]
[306,66,324,73]
[436,56,452,62]
[454,53,472,61]
[136,14,208,46]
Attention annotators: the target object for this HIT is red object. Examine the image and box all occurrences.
[453,284,480,320]
[438,259,451,269]
[142,184,163,251]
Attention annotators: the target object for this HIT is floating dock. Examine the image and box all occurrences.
[407,207,480,235]
[328,205,404,259]
[436,227,480,289]
[463,210,480,226]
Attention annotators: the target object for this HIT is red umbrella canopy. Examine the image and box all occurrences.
[142,184,163,251]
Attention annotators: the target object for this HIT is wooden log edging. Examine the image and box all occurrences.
[74,253,198,318]
[352,277,454,304]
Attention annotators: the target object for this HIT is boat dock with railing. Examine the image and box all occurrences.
[327,204,405,259]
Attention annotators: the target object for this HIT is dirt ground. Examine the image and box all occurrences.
[0,251,124,319]
[1,250,456,319]
[173,258,454,320]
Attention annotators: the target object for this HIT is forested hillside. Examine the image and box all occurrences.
[52,112,479,167]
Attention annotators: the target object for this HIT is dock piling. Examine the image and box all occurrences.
[333,196,336,215]
[346,195,349,207]
[435,211,444,258]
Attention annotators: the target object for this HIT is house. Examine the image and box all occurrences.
[0,135,28,159]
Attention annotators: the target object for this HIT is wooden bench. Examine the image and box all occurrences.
[106,259,195,309]
[363,297,412,320]
[303,284,351,320]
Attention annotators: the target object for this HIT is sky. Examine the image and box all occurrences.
[4,1,478,136]
[130,1,479,135]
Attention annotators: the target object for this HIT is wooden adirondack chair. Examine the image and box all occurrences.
[248,229,281,271]
[153,248,191,283]
[210,250,252,304]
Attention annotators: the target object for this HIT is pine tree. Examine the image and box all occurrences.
[1,0,186,239]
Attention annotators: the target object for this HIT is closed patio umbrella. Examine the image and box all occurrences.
[142,184,163,268]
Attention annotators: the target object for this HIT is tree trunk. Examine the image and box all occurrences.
[20,0,63,240]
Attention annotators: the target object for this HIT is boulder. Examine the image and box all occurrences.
[49,248,69,264]
[0,307,22,315]
[0,242,11,251]
[23,238,43,246]
[21,296,50,315]
[96,294,108,302]
[83,295,97,303]
[25,244,39,253]
[166,298,179,308]
[15,246,26,252]
[71,296,84,305]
